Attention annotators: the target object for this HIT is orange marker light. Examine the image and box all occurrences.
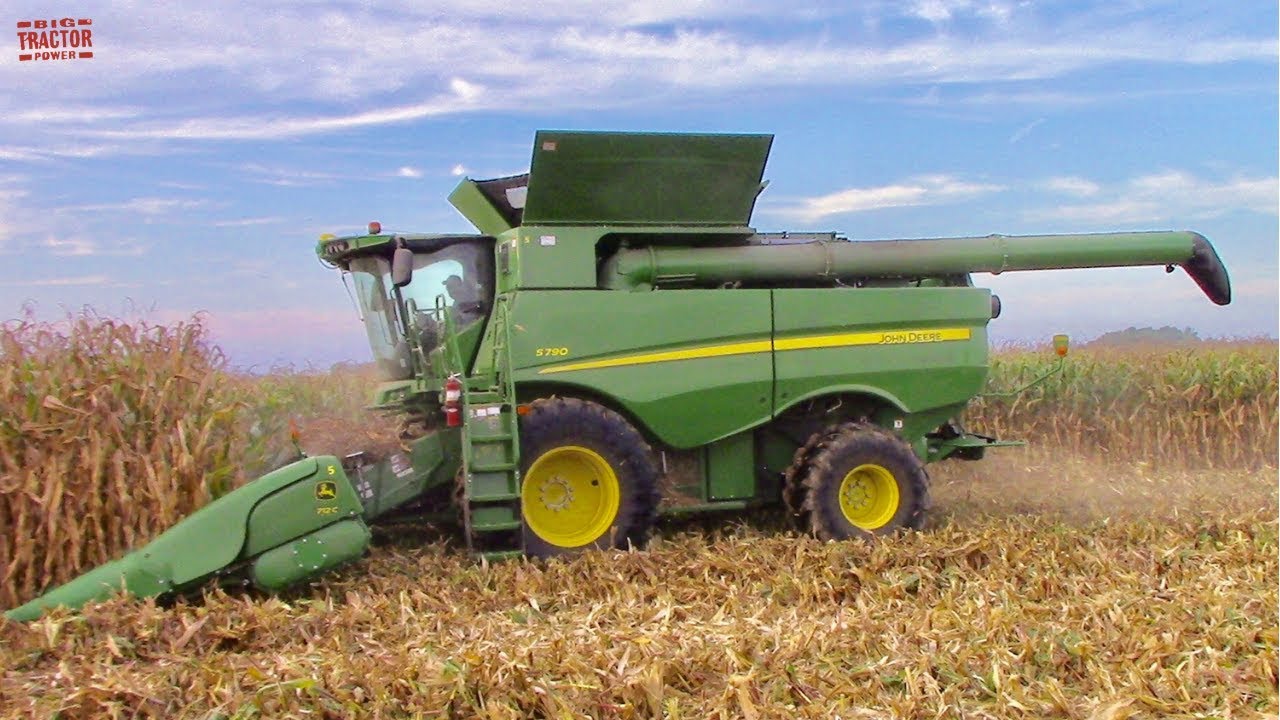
[1052,334,1070,357]
[368,221,382,235]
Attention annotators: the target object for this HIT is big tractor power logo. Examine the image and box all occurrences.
[16,17,93,61]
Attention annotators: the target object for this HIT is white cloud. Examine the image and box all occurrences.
[448,78,485,102]
[239,163,342,187]
[451,164,468,177]
[396,166,423,179]
[910,0,1014,24]
[912,0,965,23]
[37,235,146,257]
[0,146,48,162]
[213,216,284,227]
[0,142,154,162]
[6,106,141,124]
[42,236,96,256]
[778,174,1004,221]
[1008,118,1044,144]
[64,197,206,215]
[92,79,489,141]
[0,186,29,204]
[1043,176,1101,197]
[0,5,1268,149]
[905,81,1272,109]
[1030,171,1278,224]
[0,275,112,287]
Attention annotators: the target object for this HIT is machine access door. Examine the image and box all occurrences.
[771,287,992,416]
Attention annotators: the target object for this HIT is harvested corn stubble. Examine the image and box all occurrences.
[1,467,1275,719]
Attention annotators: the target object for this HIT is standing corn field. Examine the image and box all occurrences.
[0,313,252,611]
[966,340,1278,470]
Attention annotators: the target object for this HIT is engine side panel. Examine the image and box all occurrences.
[508,289,774,449]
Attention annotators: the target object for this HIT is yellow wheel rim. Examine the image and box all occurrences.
[838,463,900,530]
[522,445,621,548]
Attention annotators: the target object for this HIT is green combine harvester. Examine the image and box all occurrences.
[6,131,1232,621]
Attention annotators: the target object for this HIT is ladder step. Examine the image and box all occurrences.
[473,520,522,532]
[470,462,517,473]
[470,492,520,502]
[470,432,514,442]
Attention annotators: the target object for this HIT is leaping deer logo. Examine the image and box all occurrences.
[314,481,337,501]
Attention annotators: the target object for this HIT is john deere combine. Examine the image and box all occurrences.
[5,131,1232,621]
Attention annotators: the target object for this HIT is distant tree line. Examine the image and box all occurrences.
[1087,326,1202,347]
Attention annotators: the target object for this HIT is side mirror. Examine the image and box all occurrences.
[391,246,414,287]
[1052,334,1070,357]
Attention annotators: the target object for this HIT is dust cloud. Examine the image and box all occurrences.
[927,447,1278,527]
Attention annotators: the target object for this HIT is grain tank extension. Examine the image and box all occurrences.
[6,131,1232,621]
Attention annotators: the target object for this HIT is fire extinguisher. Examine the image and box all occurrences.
[443,374,463,427]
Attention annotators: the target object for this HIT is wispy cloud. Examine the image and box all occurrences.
[42,236,97,257]
[910,0,1013,24]
[898,82,1274,110]
[1042,176,1101,197]
[1008,118,1045,144]
[396,166,423,179]
[238,163,343,187]
[0,4,1263,148]
[92,78,489,141]
[0,185,29,203]
[0,275,113,287]
[213,216,285,227]
[5,106,142,124]
[0,147,48,162]
[777,174,1005,221]
[39,235,147,257]
[0,142,156,162]
[62,197,206,215]
[1029,171,1278,224]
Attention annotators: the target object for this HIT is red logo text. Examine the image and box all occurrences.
[16,17,93,61]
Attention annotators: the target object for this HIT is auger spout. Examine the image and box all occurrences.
[599,230,1231,304]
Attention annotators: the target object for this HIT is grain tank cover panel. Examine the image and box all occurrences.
[522,131,773,226]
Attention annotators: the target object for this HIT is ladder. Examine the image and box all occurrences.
[457,294,524,559]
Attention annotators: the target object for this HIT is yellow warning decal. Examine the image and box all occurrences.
[536,327,971,375]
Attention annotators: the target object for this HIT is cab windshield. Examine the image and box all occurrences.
[347,241,492,381]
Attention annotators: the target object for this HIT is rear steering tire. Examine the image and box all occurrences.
[518,398,660,558]
[798,423,930,540]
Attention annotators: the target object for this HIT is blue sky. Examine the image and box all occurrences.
[3,1,1276,369]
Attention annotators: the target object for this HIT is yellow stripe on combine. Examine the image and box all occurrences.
[537,339,773,375]
[536,327,971,375]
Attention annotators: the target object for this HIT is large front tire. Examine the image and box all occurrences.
[518,398,660,557]
[800,423,930,540]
